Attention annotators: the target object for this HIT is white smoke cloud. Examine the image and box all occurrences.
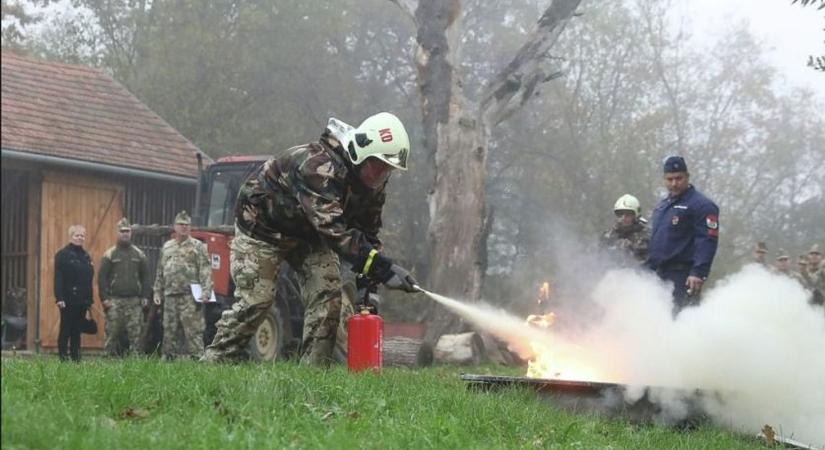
[424,264,825,446]
[579,264,825,445]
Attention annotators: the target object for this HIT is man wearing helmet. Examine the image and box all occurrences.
[600,194,650,265]
[203,112,418,365]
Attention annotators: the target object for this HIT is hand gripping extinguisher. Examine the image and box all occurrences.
[347,277,383,372]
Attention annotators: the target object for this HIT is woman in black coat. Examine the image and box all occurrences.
[54,225,94,361]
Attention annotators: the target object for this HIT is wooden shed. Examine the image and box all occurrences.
[1,52,208,352]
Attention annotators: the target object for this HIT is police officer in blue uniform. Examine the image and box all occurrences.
[647,156,720,314]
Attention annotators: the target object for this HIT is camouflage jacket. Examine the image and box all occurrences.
[235,135,385,272]
[98,244,150,301]
[812,267,824,306]
[600,221,650,264]
[153,236,212,299]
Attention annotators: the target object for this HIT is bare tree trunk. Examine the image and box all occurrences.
[399,0,582,344]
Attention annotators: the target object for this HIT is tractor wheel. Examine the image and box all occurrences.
[249,306,287,362]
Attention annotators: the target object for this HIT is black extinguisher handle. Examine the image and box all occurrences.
[355,275,380,314]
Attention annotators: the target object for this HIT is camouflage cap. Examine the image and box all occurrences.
[754,241,767,254]
[116,217,131,231]
[798,255,809,264]
[809,243,821,255]
[174,210,191,225]
[776,248,789,260]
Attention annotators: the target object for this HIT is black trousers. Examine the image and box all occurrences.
[58,305,87,361]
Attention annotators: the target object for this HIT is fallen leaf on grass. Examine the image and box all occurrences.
[119,407,150,420]
[347,411,360,420]
[321,411,335,421]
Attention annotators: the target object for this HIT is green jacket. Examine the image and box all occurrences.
[98,244,150,301]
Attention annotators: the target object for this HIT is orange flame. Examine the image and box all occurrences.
[524,282,603,381]
[538,282,550,304]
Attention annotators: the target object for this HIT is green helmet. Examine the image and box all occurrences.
[344,112,410,171]
[614,194,641,216]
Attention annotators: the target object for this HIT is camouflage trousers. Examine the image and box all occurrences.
[162,293,204,358]
[204,228,345,366]
[104,297,144,356]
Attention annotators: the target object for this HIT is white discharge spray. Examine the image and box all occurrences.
[417,265,825,446]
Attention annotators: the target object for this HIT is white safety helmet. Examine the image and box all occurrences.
[344,112,410,171]
[614,194,641,216]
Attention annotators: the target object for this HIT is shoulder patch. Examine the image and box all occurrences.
[706,214,719,237]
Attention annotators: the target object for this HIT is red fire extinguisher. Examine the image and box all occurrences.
[347,280,383,372]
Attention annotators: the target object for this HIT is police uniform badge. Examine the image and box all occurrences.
[671,215,680,226]
[706,214,719,237]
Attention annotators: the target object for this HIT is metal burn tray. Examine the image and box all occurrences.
[460,374,709,426]
[461,375,821,448]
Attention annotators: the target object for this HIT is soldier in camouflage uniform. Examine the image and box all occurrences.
[203,112,418,366]
[807,244,823,306]
[153,211,212,359]
[600,194,650,265]
[774,249,807,285]
[797,254,809,278]
[813,262,825,308]
[752,241,769,268]
[98,218,150,356]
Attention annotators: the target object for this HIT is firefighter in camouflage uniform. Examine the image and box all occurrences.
[203,112,418,366]
[153,211,212,359]
[600,194,650,265]
[98,218,150,355]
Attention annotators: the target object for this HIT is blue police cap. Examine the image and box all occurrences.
[663,155,687,173]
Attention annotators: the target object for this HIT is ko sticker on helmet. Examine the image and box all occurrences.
[379,128,393,143]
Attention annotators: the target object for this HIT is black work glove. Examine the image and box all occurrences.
[365,252,419,293]
[383,264,418,293]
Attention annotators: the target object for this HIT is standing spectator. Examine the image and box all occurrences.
[814,262,825,307]
[808,244,822,274]
[808,244,823,306]
[752,242,769,268]
[647,156,720,314]
[153,211,212,360]
[54,225,94,362]
[774,249,791,274]
[98,218,150,356]
[775,249,807,285]
[797,255,809,278]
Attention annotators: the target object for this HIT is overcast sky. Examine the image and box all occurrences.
[680,0,824,97]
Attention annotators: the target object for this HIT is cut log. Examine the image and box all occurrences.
[383,337,434,368]
[434,332,486,365]
[478,331,524,366]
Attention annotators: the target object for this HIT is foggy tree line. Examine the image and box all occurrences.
[2,0,823,328]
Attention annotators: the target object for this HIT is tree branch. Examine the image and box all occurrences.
[479,0,582,127]
[388,0,419,23]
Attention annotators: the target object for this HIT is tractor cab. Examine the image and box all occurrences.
[196,155,268,228]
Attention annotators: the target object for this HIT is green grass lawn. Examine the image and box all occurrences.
[1,357,763,450]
